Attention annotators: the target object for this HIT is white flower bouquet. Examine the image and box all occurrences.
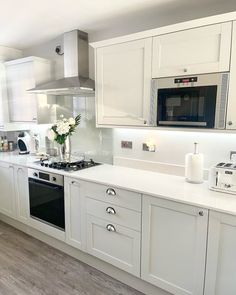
[47,114,81,145]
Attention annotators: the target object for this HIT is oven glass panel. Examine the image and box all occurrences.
[29,178,65,230]
[157,86,217,128]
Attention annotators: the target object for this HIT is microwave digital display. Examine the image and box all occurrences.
[174,77,198,84]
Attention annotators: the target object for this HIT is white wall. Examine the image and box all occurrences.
[113,128,236,175]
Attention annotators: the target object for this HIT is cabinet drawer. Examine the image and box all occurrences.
[83,182,141,212]
[86,215,141,276]
[86,198,141,231]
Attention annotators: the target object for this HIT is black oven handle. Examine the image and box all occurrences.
[28,177,64,190]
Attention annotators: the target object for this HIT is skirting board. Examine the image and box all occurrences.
[114,156,209,180]
[0,214,171,295]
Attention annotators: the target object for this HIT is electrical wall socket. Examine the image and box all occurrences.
[143,143,156,152]
[121,141,133,149]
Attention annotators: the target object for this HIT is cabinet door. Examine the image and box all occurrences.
[0,63,9,123]
[226,21,236,129]
[141,196,208,295]
[96,38,152,126]
[204,211,236,295]
[65,178,84,250]
[152,22,232,78]
[86,215,141,276]
[6,62,37,122]
[14,166,29,223]
[0,162,16,218]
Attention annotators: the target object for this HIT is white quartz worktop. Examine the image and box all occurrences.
[0,152,36,167]
[1,153,236,216]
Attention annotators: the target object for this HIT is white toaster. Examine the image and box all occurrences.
[209,162,236,194]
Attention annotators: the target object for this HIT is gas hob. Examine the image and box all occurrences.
[38,159,100,172]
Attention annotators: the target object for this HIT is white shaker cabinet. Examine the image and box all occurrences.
[65,178,85,250]
[14,166,29,223]
[5,56,51,123]
[96,38,152,126]
[0,63,9,125]
[204,211,236,295]
[152,22,232,78]
[226,21,236,129]
[86,214,141,276]
[141,195,208,295]
[83,181,141,276]
[0,162,16,218]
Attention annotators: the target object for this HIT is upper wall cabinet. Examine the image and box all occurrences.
[0,63,9,124]
[96,38,152,126]
[5,57,52,123]
[226,21,236,130]
[152,22,232,78]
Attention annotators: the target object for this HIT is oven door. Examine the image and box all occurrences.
[157,86,217,128]
[28,178,65,231]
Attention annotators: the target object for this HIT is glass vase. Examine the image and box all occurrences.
[59,136,71,162]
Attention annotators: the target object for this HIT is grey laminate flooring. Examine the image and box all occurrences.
[0,221,144,295]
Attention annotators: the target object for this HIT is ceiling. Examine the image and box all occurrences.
[1,0,236,49]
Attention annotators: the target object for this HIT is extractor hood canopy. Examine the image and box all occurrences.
[28,30,95,96]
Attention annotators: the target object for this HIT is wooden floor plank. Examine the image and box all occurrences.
[0,221,144,295]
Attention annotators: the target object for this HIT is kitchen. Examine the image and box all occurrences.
[1,1,236,295]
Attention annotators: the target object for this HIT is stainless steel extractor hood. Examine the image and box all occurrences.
[28,30,95,96]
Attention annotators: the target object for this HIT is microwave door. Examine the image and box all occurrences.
[157,86,217,128]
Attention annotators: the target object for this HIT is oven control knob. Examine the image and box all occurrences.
[33,172,38,177]
[52,177,57,182]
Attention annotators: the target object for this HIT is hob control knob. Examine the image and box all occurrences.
[52,177,57,182]
[33,172,38,177]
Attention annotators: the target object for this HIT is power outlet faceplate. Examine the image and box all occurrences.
[121,141,133,149]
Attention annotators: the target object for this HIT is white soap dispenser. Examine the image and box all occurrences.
[185,142,204,184]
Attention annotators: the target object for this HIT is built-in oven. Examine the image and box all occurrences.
[28,169,65,231]
[150,72,229,129]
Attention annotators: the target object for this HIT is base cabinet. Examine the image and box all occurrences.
[65,178,84,250]
[141,195,208,295]
[204,211,236,295]
[14,165,29,223]
[0,162,16,218]
[86,214,141,276]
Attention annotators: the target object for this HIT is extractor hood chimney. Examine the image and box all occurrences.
[28,30,95,96]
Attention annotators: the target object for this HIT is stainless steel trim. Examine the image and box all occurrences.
[153,72,228,88]
[149,79,158,126]
[214,73,229,129]
[158,121,207,126]
[28,168,64,186]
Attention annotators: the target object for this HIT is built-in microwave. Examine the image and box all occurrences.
[150,72,229,129]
